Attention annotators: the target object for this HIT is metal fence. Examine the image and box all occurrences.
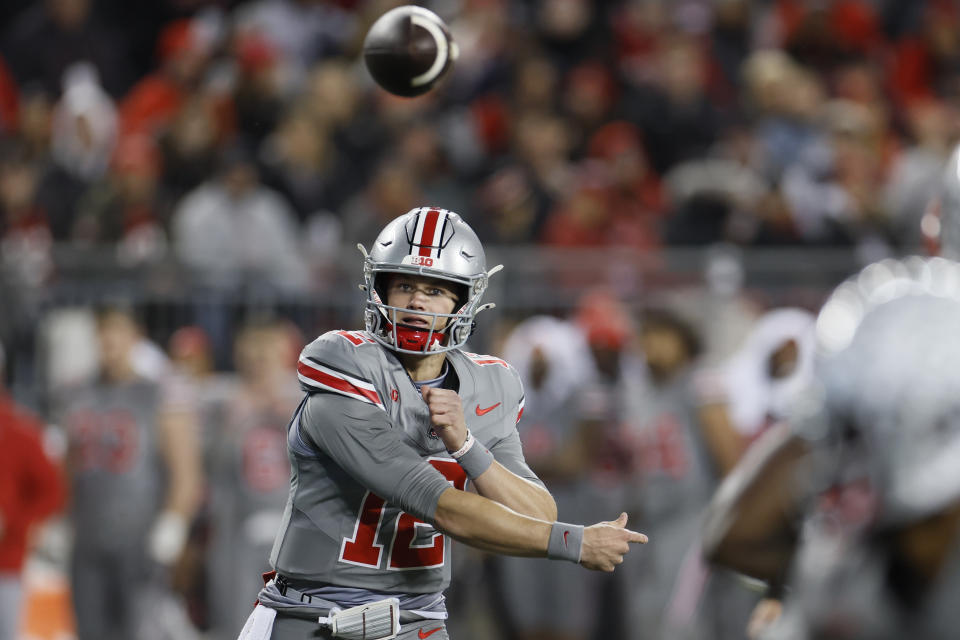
[1,243,867,409]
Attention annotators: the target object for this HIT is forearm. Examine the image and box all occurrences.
[702,423,808,577]
[158,409,203,517]
[471,461,557,521]
[433,487,553,557]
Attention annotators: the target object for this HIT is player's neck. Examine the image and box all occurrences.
[398,351,448,382]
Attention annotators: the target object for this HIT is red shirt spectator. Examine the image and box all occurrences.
[0,395,64,573]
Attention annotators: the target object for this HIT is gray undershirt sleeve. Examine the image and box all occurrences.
[299,392,453,522]
[488,430,546,490]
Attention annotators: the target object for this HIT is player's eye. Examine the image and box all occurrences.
[427,288,444,296]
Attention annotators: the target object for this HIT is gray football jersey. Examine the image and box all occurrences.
[621,373,716,523]
[59,379,164,551]
[269,330,537,594]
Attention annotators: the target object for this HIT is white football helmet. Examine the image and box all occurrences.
[358,207,502,354]
[811,256,960,525]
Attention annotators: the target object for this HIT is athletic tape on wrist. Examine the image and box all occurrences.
[455,439,495,478]
[546,522,584,564]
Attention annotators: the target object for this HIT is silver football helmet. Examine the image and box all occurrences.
[358,207,502,355]
[811,256,960,526]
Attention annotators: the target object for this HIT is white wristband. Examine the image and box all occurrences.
[448,431,475,459]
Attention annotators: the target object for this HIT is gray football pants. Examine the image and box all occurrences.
[270,614,449,640]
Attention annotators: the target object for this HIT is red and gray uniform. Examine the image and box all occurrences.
[207,379,301,640]
[58,378,165,640]
[619,374,725,639]
[496,316,605,637]
[261,330,538,626]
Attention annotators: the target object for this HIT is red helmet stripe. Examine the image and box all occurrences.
[418,208,442,257]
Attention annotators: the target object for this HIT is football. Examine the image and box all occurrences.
[362,5,458,97]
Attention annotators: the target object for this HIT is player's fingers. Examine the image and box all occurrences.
[626,529,648,544]
[608,512,628,528]
[421,385,432,401]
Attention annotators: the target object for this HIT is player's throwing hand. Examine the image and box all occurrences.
[580,512,648,572]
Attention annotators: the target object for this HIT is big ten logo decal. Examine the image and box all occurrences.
[633,414,689,479]
[67,408,141,474]
[340,458,466,570]
[411,256,434,267]
[242,425,290,493]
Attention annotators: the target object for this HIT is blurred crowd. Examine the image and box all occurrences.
[1,0,960,291]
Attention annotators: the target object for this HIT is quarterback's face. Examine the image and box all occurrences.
[385,274,459,331]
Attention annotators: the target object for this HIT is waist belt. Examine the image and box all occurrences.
[274,574,319,604]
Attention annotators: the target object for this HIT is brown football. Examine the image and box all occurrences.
[362,5,458,97]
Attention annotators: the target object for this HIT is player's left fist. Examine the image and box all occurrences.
[421,386,467,450]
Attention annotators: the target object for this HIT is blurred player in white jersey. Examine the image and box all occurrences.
[238,208,647,640]
[703,144,960,640]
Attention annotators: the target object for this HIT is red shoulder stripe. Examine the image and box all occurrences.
[297,360,383,408]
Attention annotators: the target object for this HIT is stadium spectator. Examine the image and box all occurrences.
[885,99,956,250]
[259,106,352,223]
[73,134,168,262]
[158,95,223,202]
[473,164,549,244]
[0,342,64,640]
[171,143,308,293]
[540,168,610,247]
[340,157,426,246]
[118,18,212,138]
[0,0,133,99]
[561,60,618,157]
[12,88,54,164]
[587,120,665,248]
[300,60,380,183]
[0,145,54,288]
[511,110,573,210]
[0,55,18,135]
[621,35,722,174]
[231,32,287,149]
[232,0,358,81]
[42,64,118,241]
[742,50,825,184]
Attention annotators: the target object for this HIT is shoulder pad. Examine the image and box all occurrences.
[461,351,511,370]
[297,330,384,409]
[459,350,525,424]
